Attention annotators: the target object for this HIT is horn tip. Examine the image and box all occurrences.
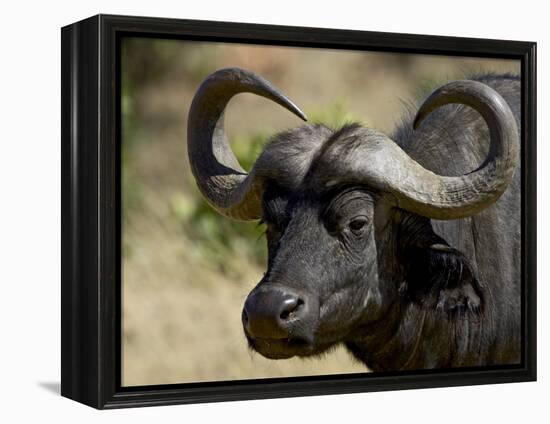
[287,102,308,122]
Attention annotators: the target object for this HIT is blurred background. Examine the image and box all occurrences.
[121,37,519,387]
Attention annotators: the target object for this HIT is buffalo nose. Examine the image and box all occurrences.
[242,289,306,338]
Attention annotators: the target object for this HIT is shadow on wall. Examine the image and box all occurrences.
[37,382,60,395]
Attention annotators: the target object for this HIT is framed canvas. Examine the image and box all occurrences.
[61,14,537,409]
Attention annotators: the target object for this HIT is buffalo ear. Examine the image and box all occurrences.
[401,244,484,316]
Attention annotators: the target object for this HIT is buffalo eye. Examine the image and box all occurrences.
[348,216,369,235]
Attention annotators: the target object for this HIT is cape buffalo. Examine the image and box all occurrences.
[187,67,520,371]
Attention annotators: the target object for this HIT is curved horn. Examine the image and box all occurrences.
[314,80,518,220]
[187,68,307,221]
[393,80,519,219]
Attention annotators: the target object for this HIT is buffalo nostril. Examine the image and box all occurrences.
[279,297,305,321]
[243,289,310,339]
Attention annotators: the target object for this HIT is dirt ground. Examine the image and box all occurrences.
[121,38,520,386]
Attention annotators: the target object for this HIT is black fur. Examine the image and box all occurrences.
[396,213,484,317]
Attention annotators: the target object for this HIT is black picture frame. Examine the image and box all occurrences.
[61,14,537,409]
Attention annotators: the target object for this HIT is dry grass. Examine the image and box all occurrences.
[121,38,520,386]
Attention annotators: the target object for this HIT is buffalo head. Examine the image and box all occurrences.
[187,68,518,362]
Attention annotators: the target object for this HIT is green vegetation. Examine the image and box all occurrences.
[307,101,362,128]
[170,132,270,269]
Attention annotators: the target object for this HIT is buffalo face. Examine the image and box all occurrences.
[242,185,395,359]
[187,68,518,364]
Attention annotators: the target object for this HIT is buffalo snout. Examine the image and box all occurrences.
[242,286,320,358]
